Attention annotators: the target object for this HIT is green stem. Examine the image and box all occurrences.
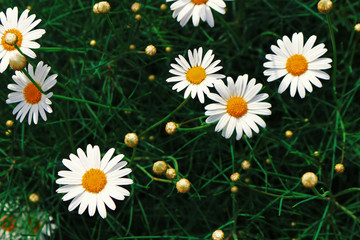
[140,97,190,137]
[326,14,338,99]
[52,94,132,111]
[136,164,173,183]
[341,34,358,96]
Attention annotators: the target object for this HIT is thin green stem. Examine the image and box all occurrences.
[136,164,173,183]
[342,34,358,96]
[52,94,132,111]
[140,97,190,137]
[326,14,338,99]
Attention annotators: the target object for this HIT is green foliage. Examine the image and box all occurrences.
[0,0,360,239]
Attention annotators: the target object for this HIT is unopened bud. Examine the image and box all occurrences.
[230,186,238,193]
[160,4,167,11]
[6,120,14,128]
[165,122,178,135]
[334,163,344,173]
[131,2,141,13]
[166,168,177,180]
[285,130,293,138]
[145,45,156,56]
[241,160,251,170]
[317,0,333,13]
[135,14,142,21]
[124,133,139,148]
[153,161,167,175]
[9,52,27,70]
[29,193,39,203]
[90,40,96,46]
[93,1,111,14]
[176,178,191,193]
[148,74,155,81]
[165,46,172,53]
[230,172,240,182]
[129,44,136,50]
[354,23,360,32]
[212,229,224,240]
[301,172,318,188]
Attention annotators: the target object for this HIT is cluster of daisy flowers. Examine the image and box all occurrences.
[166,32,332,139]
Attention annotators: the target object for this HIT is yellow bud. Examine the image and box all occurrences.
[165,46,172,53]
[90,40,96,46]
[29,193,40,203]
[291,222,296,227]
[9,53,27,71]
[6,120,14,128]
[317,0,333,13]
[230,186,238,193]
[354,23,360,32]
[241,160,251,170]
[124,133,139,148]
[212,229,224,240]
[135,14,142,21]
[148,74,155,81]
[176,178,191,193]
[165,168,177,180]
[129,44,136,50]
[285,130,293,138]
[145,45,156,56]
[301,172,318,188]
[314,151,320,157]
[153,161,167,175]
[334,163,344,173]
[230,172,240,182]
[131,2,141,13]
[160,4,167,11]
[93,1,111,14]
[165,122,178,135]
[265,158,271,164]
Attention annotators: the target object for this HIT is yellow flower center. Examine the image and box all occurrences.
[1,216,15,232]
[23,83,42,105]
[226,97,248,118]
[1,29,23,51]
[286,54,308,76]
[191,0,208,4]
[185,66,206,85]
[82,168,107,193]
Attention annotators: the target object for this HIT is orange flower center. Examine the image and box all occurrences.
[82,168,107,193]
[186,66,206,85]
[1,216,16,232]
[226,97,248,118]
[1,29,23,51]
[286,54,308,76]
[24,83,42,104]
[191,0,208,4]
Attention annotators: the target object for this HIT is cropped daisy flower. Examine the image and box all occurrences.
[56,144,133,219]
[205,75,271,140]
[166,47,225,103]
[263,32,332,98]
[6,61,57,125]
[167,0,226,27]
[0,7,46,73]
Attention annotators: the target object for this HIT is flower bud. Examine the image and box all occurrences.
[212,229,224,240]
[166,168,177,180]
[90,40,96,46]
[176,178,191,193]
[230,172,240,182]
[129,44,136,50]
[9,52,27,70]
[6,120,14,128]
[354,23,360,32]
[314,151,320,157]
[93,1,111,14]
[5,130,11,136]
[265,158,271,164]
[301,172,318,188]
[145,45,156,56]
[135,14,142,21]
[29,193,40,203]
[165,122,178,135]
[230,186,238,193]
[241,160,251,170]
[334,163,344,173]
[317,0,333,13]
[285,130,293,138]
[148,74,155,81]
[153,161,167,175]
[124,133,139,148]
[160,4,167,11]
[165,46,172,53]
[131,2,141,13]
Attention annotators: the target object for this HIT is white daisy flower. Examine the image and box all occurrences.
[166,0,226,27]
[263,32,332,98]
[0,7,46,73]
[6,61,57,125]
[56,144,133,219]
[205,75,271,140]
[166,47,225,103]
